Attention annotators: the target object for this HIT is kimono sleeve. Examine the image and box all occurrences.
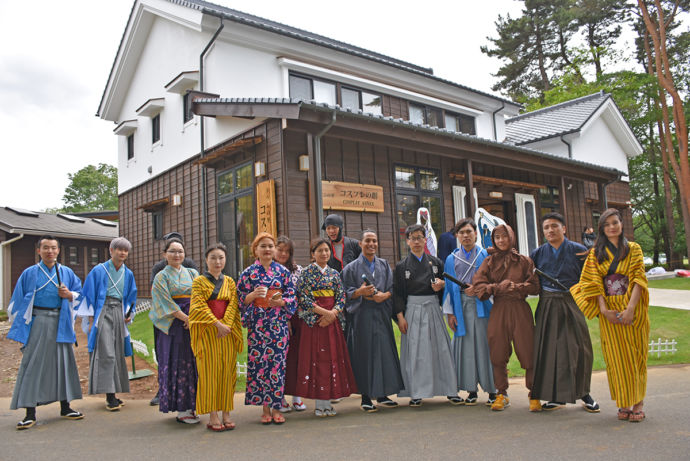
[342,262,364,314]
[281,267,297,318]
[151,271,180,321]
[570,249,603,320]
[392,261,407,316]
[297,270,316,316]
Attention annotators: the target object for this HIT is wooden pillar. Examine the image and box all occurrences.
[598,182,609,210]
[465,159,476,219]
[306,132,319,237]
[559,176,570,230]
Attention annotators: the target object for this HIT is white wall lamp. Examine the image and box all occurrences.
[298,154,309,172]
[254,161,266,177]
[489,191,503,199]
[172,194,182,206]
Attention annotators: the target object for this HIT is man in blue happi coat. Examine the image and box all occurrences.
[8,235,84,430]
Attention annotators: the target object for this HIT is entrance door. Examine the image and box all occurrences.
[515,193,538,255]
[452,185,478,223]
[217,163,254,278]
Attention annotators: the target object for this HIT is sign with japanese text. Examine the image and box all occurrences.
[322,180,384,213]
[256,179,277,236]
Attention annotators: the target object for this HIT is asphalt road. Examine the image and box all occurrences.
[2,365,688,461]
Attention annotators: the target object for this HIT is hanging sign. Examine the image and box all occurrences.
[256,179,277,236]
[322,180,384,213]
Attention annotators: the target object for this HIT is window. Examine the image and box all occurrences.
[183,92,194,124]
[127,134,134,160]
[287,73,380,114]
[68,246,79,266]
[341,86,382,115]
[394,165,443,258]
[540,186,560,215]
[152,114,160,144]
[410,103,476,134]
[288,74,336,105]
[218,163,255,278]
[89,248,100,268]
[152,210,163,240]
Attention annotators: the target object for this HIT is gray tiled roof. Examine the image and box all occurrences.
[193,97,623,176]
[0,207,119,241]
[504,92,609,145]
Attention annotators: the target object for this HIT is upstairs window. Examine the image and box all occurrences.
[341,86,382,115]
[289,74,336,105]
[445,112,476,135]
[152,114,161,144]
[183,92,194,124]
[127,134,134,160]
[410,103,476,134]
[68,246,79,266]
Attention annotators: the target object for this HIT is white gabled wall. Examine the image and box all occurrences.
[571,117,629,175]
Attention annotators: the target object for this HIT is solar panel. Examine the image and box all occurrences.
[5,206,39,217]
[57,213,86,223]
[92,218,117,227]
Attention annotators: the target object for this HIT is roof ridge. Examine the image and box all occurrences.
[507,91,609,123]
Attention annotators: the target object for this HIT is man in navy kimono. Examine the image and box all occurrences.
[342,230,404,412]
[530,213,599,412]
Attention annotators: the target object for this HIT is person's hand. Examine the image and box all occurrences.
[618,307,634,325]
[600,309,618,324]
[372,291,388,304]
[357,282,376,298]
[57,285,73,300]
[463,284,476,297]
[268,293,285,307]
[397,315,408,334]
[215,321,232,338]
[431,278,445,292]
[317,309,337,327]
[124,314,132,325]
[447,314,457,332]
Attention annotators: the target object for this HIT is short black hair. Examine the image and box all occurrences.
[37,234,59,248]
[541,212,565,225]
[405,224,426,239]
[453,218,477,234]
[360,228,377,240]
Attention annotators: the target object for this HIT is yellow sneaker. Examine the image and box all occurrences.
[491,394,510,411]
[529,399,542,412]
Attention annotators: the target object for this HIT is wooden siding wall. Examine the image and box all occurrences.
[382,95,409,120]
[118,120,282,297]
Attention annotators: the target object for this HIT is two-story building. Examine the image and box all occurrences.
[98,0,641,295]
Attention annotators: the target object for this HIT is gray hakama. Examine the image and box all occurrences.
[10,308,82,409]
[532,291,592,403]
[88,296,130,394]
[453,293,495,393]
[398,295,457,398]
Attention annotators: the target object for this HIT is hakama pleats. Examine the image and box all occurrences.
[10,308,82,409]
[399,295,457,398]
[532,291,593,403]
[283,316,303,396]
[156,297,197,413]
[452,293,495,393]
[89,296,130,394]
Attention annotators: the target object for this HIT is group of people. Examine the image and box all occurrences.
[7,207,650,431]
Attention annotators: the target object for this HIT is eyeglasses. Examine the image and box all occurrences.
[166,250,184,255]
[408,236,426,242]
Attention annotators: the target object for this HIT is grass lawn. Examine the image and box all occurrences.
[129,297,690,392]
[648,277,690,290]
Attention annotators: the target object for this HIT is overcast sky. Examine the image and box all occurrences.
[0,0,646,211]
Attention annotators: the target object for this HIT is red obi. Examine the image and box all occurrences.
[208,299,229,320]
[253,289,283,309]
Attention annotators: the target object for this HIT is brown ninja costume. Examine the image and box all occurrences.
[471,224,540,397]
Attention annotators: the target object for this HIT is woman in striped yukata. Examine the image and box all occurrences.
[189,243,243,432]
[571,208,649,422]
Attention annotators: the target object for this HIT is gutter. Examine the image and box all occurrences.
[1,234,24,310]
[198,18,225,254]
[313,112,337,233]
[492,102,505,141]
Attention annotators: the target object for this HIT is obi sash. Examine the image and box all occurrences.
[208,299,229,320]
[253,289,283,309]
[313,289,335,310]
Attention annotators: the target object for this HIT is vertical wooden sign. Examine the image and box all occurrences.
[256,179,277,236]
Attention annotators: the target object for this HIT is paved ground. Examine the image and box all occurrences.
[649,288,690,310]
[2,365,688,461]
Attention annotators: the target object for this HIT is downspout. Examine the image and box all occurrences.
[492,102,505,141]
[560,134,573,159]
[1,234,24,310]
[314,111,337,234]
[199,19,224,254]
[599,174,621,210]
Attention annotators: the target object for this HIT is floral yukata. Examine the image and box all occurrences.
[237,261,296,409]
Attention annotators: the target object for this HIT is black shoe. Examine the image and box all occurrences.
[410,398,423,407]
[581,394,600,413]
[106,395,122,411]
[465,392,478,406]
[486,393,497,406]
[542,401,565,411]
[376,397,399,408]
[150,392,160,406]
[447,395,465,405]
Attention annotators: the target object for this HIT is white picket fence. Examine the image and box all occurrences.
[648,337,677,358]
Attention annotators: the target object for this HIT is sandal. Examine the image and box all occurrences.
[206,422,226,432]
[629,410,646,422]
[223,421,236,430]
[617,408,632,421]
[16,418,36,430]
[272,413,285,424]
[261,414,272,425]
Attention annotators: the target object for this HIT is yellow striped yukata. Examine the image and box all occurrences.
[189,275,243,415]
[570,241,649,408]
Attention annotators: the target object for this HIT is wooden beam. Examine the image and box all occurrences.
[449,173,545,190]
[560,176,570,231]
[465,160,476,219]
[137,197,169,212]
[194,135,264,166]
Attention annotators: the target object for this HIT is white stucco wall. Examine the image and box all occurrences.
[571,117,629,175]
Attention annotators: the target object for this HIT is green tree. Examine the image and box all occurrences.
[62,163,118,213]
